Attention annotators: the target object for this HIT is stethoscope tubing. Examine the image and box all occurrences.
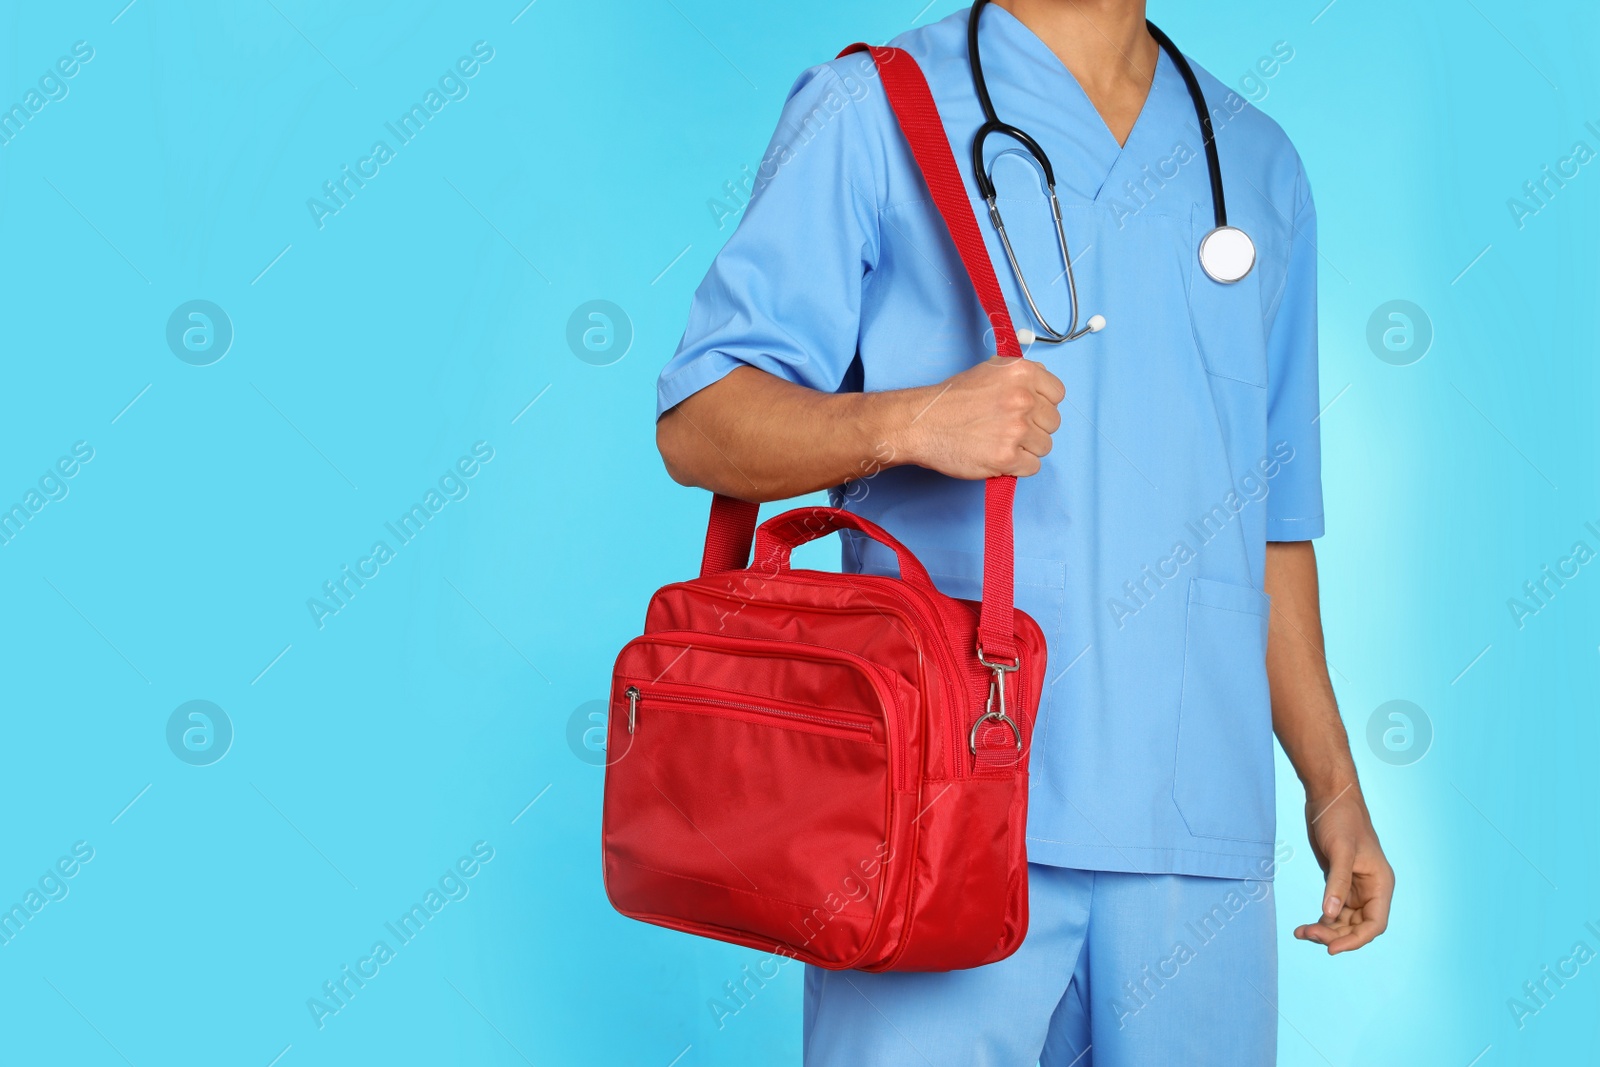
[1144,21,1226,232]
[965,0,1248,342]
[967,0,1227,228]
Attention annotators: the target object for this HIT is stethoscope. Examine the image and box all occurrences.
[967,0,1255,345]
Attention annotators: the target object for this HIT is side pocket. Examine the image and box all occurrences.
[1187,204,1268,388]
[1172,577,1275,844]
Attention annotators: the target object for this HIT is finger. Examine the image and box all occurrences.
[1033,367,1066,405]
[1321,846,1355,921]
[1010,453,1042,477]
[1031,399,1062,434]
[1293,922,1339,945]
[1018,428,1053,459]
[1352,865,1394,939]
[1325,919,1384,955]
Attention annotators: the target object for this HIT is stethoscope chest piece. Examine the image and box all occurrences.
[1197,225,1255,285]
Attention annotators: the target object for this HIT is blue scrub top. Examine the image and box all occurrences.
[657,9,1324,881]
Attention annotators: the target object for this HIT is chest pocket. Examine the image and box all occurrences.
[1186,203,1268,388]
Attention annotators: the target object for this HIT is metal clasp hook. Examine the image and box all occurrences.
[970,647,1022,754]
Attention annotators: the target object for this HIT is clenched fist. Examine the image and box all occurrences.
[897,356,1065,479]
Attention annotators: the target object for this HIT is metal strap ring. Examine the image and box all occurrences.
[969,710,1022,754]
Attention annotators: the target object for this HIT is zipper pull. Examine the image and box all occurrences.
[625,686,640,734]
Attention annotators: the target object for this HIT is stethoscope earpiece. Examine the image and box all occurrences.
[1017,315,1106,348]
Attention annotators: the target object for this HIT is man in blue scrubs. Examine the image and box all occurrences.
[655,1,1394,1062]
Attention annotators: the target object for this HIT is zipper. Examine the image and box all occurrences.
[627,686,873,738]
[699,572,973,778]
[616,631,911,792]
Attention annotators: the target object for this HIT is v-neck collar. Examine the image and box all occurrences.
[977,4,1176,200]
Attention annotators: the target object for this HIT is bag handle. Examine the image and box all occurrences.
[751,507,939,593]
[699,43,1025,662]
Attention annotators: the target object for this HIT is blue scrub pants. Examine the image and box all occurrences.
[802,864,1277,1066]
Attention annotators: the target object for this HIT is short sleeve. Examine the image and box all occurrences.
[656,61,881,418]
[1264,169,1324,540]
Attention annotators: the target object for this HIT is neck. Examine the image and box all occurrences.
[989,0,1156,93]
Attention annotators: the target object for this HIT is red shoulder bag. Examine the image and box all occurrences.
[602,44,1048,972]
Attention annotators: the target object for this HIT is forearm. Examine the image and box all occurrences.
[1270,543,1394,951]
[1264,540,1362,805]
[656,366,924,501]
[657,355,1065,502]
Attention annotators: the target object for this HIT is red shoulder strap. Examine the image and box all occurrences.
[699,43,1023,661]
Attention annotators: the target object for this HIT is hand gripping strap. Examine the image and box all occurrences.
[700,43,1023,660]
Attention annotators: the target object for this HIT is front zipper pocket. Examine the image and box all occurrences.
[624,683,879,744]
[602,630,907,968]
[653,574,976,779]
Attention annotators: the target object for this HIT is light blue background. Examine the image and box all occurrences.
[0,1,1593,1064]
